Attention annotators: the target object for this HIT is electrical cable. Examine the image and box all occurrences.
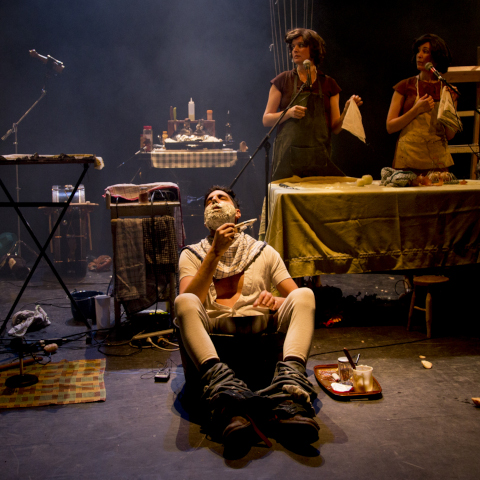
[158,338,179,348]
[308,336,435,359]
[146,336,179,352]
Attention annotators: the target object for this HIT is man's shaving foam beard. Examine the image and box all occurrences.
[204,203,236,231]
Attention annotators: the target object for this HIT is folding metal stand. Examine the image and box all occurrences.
[0,155,96,336]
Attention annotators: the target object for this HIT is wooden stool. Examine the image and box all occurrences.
[407,275,449,338]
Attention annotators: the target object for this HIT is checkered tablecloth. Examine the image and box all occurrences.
[151,149,238,168]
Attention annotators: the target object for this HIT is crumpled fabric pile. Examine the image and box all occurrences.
[8,305,50,337]
[380,167,417,187]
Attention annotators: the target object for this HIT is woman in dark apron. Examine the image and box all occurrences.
[263,28,363,182]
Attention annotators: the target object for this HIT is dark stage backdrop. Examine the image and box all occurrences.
[1,1,479,259]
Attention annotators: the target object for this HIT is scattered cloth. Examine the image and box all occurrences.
[342,100,366,143]
[88,255,112,272]
[8,305,50,337]
[0,253,30,280]
[94,157,104,170]
[380,167,417,187]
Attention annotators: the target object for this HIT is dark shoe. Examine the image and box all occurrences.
[201,363,273,448]
[222,415,255,447]
[272,413,320,444]
[269,399,319,444]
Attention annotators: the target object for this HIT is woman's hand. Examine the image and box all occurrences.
[345,94,363,109]
[288,105,307,120]
[331,94,363,134]
[447,87,459,103]
[253,290,285,311]
[415,94,435,114]
[387,91,434,134]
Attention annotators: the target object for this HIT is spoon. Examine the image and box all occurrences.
[343,348,357,370]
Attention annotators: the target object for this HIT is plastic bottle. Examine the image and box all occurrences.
[207,110,213,121]
[143,126,153,152]
[188,98,195,121]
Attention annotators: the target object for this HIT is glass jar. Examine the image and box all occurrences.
[143,126,153,152]
[138,186,149,204]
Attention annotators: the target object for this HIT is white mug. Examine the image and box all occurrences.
[353,365,374,392]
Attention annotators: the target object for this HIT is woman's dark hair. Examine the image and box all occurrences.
[285,28,326,66]
[412,33,452,73]
[203,185,240,208]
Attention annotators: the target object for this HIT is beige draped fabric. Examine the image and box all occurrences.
[265,177,480,278]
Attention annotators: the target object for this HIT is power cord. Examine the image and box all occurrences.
[309,336,434,359]
[146,335,179,351]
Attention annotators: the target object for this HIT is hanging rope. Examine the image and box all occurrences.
[269,0,314,76]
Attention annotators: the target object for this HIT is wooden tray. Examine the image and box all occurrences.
[314,364,382,398]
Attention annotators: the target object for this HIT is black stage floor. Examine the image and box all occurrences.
[1,263,479,479]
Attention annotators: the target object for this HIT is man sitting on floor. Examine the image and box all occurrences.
[175,185,319,449]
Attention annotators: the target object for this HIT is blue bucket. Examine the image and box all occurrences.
[70,290,104,323]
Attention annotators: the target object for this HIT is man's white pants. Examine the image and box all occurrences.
[174,287,315,370]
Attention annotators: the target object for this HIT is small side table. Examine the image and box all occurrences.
[39,203,98,278]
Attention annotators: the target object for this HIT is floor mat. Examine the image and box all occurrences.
[0,358,106,409]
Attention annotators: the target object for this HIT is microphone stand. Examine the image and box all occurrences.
[230,81,309,232]
[1,71,51,256]
[116,146,149,183]
[433,72,461,97]
[433,71,480,118]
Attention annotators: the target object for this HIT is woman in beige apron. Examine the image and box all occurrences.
[387,33,458,174]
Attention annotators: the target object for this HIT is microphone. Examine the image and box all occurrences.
[425,62,460,96]
[303,59,312,88]
[424,62,444,82]
[29,49,65,74]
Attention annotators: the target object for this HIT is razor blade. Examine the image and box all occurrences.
[235,218,257,233]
